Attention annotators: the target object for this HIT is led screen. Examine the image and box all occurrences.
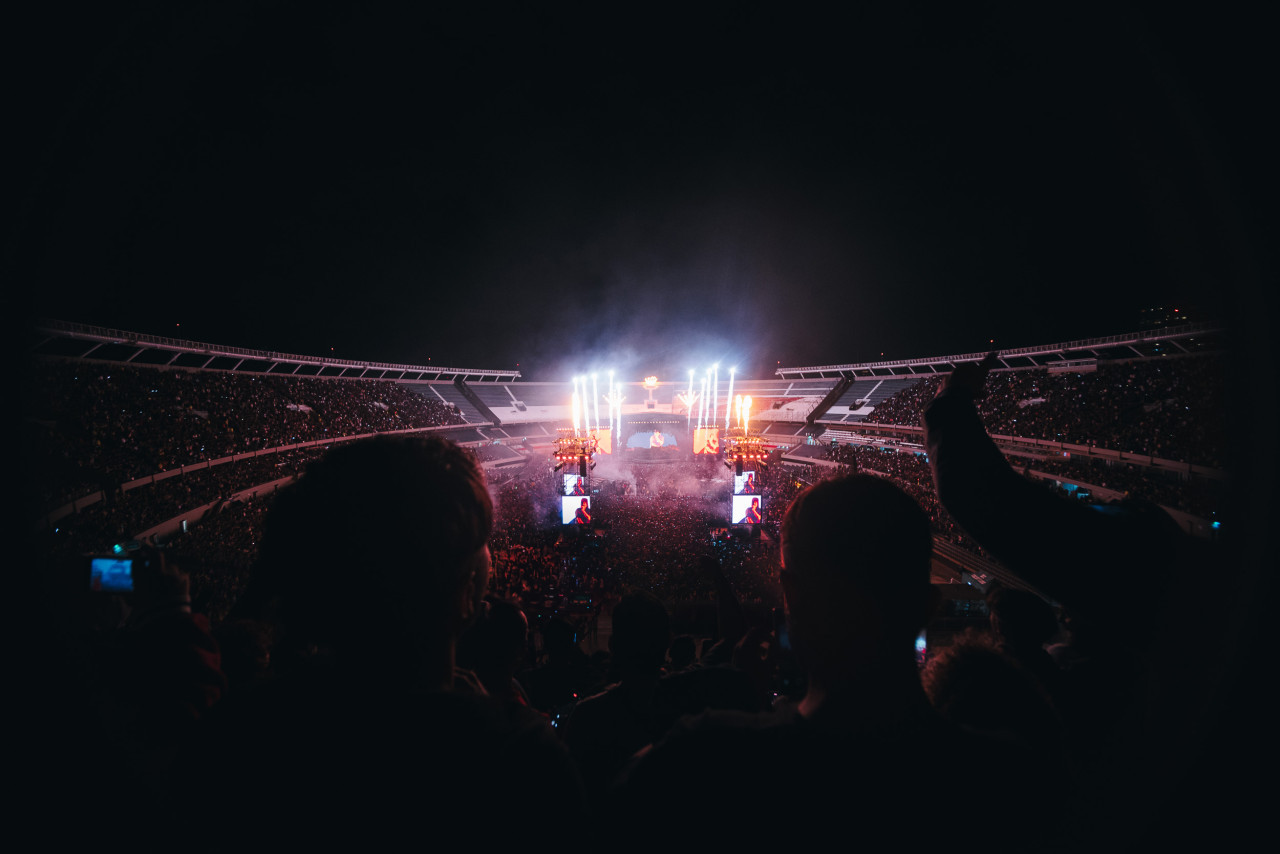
[627,429,678,449]
[90,557,133,592]
[562,496,592,525]
[731,494,764,525]
[693,427,719,455]
[563,474,589,496]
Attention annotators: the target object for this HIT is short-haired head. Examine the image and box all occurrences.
[256,435,492,649]
[986,587,1058,649]
[610,591,671,676]
[781,475,933,635]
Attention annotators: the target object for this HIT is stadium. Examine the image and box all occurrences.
[17,3,1269,850]
[25,312,1249,843]
[29,316,1227,611]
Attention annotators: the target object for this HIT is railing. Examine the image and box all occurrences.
[31,422,478,533]
[830,422,1224,479]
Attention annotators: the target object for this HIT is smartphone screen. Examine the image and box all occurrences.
[90,557,133,593]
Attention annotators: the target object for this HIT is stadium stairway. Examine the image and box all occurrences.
[456,379,502,426]
[805,376,854,425]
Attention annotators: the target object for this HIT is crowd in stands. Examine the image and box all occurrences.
[824,439,1222,538]
[25,359,465,513]
[36,450,319,560]
[1024,454,1223,519]
[168,497,271,625]
[862,354,1225,468]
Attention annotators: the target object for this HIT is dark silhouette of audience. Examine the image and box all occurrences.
[455,596,541,723]
[611,475,1063,850]
[924,354,1228,849]
[33,352,1250,850]
[177,436,583,844]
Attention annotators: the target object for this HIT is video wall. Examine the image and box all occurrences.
[693,427,719,455]
[731,493,764,524]
[562,496,592,525]
[622,418,685,450]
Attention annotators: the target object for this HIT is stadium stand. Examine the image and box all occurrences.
[820,376,921,424]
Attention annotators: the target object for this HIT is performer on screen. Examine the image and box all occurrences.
[649,430,665,448]
[743,473,758,494]
[572,477,587,495]
[697,430,719,455]
[740,497,762,524]
[574,498,592,525]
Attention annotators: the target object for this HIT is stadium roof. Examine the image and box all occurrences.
[775,323,1223,379]
[29,319,520,382]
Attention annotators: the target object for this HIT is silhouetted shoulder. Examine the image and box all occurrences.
[612,706,1062,852]
[180,668,583,847]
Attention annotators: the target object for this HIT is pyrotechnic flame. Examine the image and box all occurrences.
[592,374,600,434]
[725,368,735,431]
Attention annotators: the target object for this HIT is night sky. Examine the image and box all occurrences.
[13,2,1266,380]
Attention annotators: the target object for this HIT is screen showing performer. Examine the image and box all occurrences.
[593,427,612,455]
[562,496,592,525]
[626,429,679,449]
[563,474,588,496]
[734,472,759,494]
[693,427,719,455]
[732,494,763,524]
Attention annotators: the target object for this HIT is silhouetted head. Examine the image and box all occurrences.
[922,631,1063,753]
[668,634,697,670]
[542,617,579,656]
[256,435,492,658]
[610,591,671,678]
[987,587,1058,651]
[780,475,936,672]
[458,598,529,683]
